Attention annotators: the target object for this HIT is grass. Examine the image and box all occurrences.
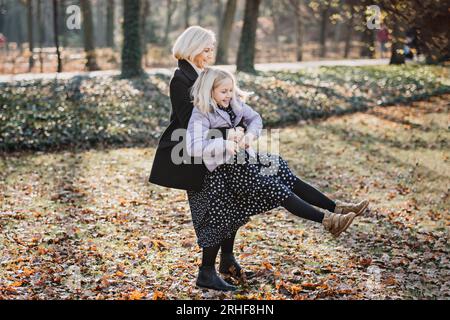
[1,64,449,151]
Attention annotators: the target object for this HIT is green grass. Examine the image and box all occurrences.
[1,65,449,152]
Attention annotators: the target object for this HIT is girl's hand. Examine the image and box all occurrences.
[225,139,238,156]
[238,133,256,149]
[227,127,245,143]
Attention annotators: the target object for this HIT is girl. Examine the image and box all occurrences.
[186,67,369,291]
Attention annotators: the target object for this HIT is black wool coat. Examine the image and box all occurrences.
[148,59,230,191]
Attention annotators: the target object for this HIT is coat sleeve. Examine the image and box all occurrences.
[186,108,234,170]
[169,77,195,126]
[241,102,263,138]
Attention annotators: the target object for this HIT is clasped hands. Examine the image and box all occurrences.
[225,126,256,156]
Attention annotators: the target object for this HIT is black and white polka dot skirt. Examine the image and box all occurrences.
[187,151,298,248]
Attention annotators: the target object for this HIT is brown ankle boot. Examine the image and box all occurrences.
[322,211,357,237]
[334,199,369,216]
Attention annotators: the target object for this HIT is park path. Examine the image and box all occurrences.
[0,58,389,83]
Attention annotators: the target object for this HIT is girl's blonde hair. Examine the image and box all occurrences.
[190,67,250,114]
[172,26,216,61]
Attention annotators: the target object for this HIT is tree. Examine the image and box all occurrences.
[106,0,115,48]
[26,0,34,71]
[140,0,150,66]
[215,0,237,65]
[37,0,44,72]
[52,0,62,72]
[288,0,304,61]
[196,0,205,25]
[389,15,405,64]
[184,0,191,29]
[121,0,143,78]
[359,0,450,64]
[163,0,177,46]
[80,0,100,71]
[318,1,330,58]
[236,0,261,73]
[343,1,356,58]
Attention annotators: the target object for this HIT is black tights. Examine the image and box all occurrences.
[201,176,336,267]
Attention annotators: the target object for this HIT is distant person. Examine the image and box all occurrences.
[405,28,419,60]
[377,25,389,58]
[0,33,6,47]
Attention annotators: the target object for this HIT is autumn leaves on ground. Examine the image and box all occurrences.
[1,91,448,300]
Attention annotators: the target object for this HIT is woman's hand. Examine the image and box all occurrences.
[226,127,245,143]
[224,139,239,156]
[237,132,257,150]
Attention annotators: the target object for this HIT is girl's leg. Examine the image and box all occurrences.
[282,192,325,223]
[282,192,358,237]
[292,176,336,212]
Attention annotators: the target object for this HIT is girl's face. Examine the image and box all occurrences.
[193,43,215,69]
[213,78,233,108]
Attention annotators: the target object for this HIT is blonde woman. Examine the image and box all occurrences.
[149,26,245,292]
[149,27,369,292]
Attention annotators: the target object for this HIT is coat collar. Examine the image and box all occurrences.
[212,100,244,127]
[178,59,199,82]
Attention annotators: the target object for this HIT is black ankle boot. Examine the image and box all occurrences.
[196,265,238,291]
[219,253,256,279]
[219,253,242,276]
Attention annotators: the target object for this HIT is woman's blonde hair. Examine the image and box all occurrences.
[190,67,250,114]
[172,26,216,61]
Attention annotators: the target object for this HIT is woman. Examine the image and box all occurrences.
[149,26,369,292]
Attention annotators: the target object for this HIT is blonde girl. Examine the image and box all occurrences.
[185,67,369,292]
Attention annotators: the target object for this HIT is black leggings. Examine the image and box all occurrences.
[201,176,336,267]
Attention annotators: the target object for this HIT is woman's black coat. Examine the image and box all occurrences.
[148,59,228,191]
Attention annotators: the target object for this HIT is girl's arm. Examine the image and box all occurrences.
[237,102,263,149]
[186,107,236,169]
[241,101,263,139]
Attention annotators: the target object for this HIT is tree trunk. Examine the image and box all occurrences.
[184,0,191,29]
[389,16,405,64]
[360,25,375,58]
[215,0,237,65]
[196,0,205,26]
[215,0,223,32]
[37,0,44,72]
[121,0,143,78]
[163,0,176,46]
[106,0,115,48]
[270,3,281,61]
[59,0,67,47]
[290,0,303,61]
[27,0,34,71]
[0,1,6,34]
[319,4,330,58]
[52,0,62,72]
[140,0,150,67]
[236,0,261,73]
[80,0,99,71]
[344,4,355,58]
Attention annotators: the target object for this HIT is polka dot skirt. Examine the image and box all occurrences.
[187,151,298,248]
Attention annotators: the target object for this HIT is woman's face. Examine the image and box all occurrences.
[193,43,215,69]
[213,78,233,108]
